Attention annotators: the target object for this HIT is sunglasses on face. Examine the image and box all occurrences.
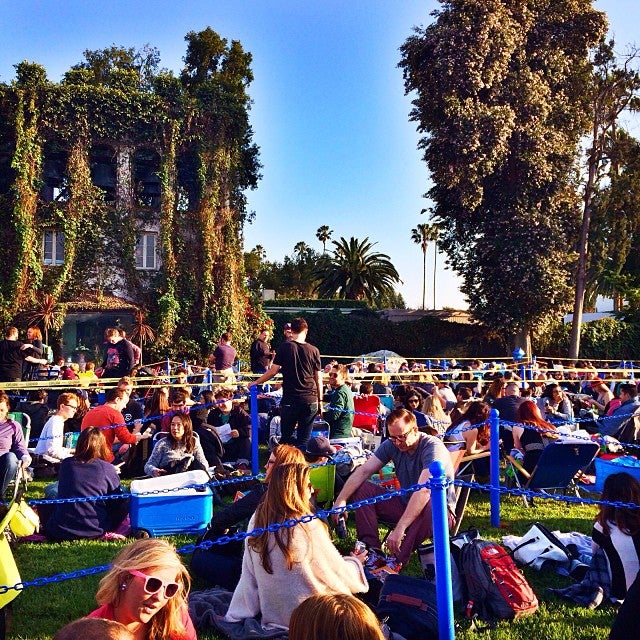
[129,569,180,598]
[63,403,78,410]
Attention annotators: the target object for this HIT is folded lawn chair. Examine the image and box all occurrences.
[505,440,599,507]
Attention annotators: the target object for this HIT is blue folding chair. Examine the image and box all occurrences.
[506,440,599,507]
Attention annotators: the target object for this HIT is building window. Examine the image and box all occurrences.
[135,232,157,270]
[43,229,65,265]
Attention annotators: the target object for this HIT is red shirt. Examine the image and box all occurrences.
[87,602,197,640]
[81,404,136,462]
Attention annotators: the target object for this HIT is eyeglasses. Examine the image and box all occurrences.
[388,429,414,443]
[129,569,180,598]
[63,403,78,410]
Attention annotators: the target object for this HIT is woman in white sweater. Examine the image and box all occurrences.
[225,462,368,630]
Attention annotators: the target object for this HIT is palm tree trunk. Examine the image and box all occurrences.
[422,247,426,310]
[433,243,437,310]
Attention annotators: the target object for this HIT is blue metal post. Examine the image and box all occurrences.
[383,354,387,372]
[519,364,526,389]
[429,460,455,640]
[441,359,447,372]
[206,368,212,391]
[489,408,501,527]
[427,359,432,371]
[249,385,260,476]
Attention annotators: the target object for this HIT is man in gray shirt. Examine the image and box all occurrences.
[333,408,455,565]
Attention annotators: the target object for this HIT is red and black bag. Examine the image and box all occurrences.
[460,539,538,624]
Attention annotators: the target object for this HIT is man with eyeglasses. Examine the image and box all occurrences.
[333,408,455,566]
[34,392,79,462]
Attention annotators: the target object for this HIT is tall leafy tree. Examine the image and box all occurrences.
[568,42,640,357]
[400,0,607,347]
[314,236,401,302]
[316,225,333,253]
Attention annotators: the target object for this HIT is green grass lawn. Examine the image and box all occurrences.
[5,479,618,639]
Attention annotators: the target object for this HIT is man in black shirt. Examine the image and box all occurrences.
[248,317,322,450]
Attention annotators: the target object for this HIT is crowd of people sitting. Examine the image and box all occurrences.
[3,322,640,638]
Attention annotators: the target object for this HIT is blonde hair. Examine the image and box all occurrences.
[423,394,449,427]
[95,539,191,640]
[249,463,314,573]
[289,594,385,640]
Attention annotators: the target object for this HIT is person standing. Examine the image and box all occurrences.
[249,317,322,451]
[100,328,134,380]
[0,326,46,383]
[212,332,237,384]
[324,365,354,439]
[249,328,273,375]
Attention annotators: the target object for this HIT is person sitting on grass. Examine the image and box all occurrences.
[593,472,640,602]
[206,388,251,464]
[44,427,129,540]
[190,444,306,590]
[224,462,368,629]
[87,538,196,640]
[333,408,455,568]
[144,413,208,477]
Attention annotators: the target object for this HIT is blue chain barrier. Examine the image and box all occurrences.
[4,466,640,595]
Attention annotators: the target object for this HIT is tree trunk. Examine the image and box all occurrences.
[421,247,427,310]
[569,118,601,359]
[433,243,437,310]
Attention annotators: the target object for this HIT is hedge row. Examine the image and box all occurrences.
[268,310,505,362]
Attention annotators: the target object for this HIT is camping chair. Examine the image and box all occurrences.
[309,463,336,507]
[505,440,599,507]
[450,449,490,535]
[8,412,31,449]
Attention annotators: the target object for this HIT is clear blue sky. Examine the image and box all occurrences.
[0,0,637,309]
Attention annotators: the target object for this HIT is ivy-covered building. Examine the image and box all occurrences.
[0,28,265,359]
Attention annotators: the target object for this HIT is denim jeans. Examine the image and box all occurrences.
[279,401,319,450]
[0,451,19,495]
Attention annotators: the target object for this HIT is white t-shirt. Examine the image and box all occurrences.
[34,414,73,460]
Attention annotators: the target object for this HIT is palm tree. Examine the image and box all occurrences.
[313,236,400,303]
[129,310,156,364]
[251,245,267,261]
[411,223,441,310]
[26,293,64,346]
[293,241,309,259]
[430,224,440,310]
[411,224,430,310]
[315,225,333,253]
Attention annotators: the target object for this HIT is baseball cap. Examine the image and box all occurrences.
[305,436,336,458]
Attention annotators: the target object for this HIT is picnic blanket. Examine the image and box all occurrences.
[549,548,611,608]
[188,588,288,640]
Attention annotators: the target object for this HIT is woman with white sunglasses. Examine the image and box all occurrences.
[87,539,196,640]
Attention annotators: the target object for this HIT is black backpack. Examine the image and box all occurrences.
[377,573,438,640]
[459,539,538,624]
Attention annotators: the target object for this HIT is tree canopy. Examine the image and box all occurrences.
[400,0,607,341]
[313,236,401,303]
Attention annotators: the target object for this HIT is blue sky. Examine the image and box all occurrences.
[0,0,638,309]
